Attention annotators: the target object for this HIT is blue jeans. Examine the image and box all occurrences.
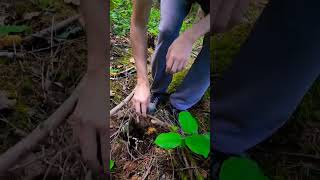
[151,0,210,110]
[212,0,320,154]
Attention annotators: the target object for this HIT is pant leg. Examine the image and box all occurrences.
[170,34,210,110]
[212,0,320,154]
[151,0,192,94]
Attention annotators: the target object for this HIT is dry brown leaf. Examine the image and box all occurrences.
[123,161,137,173]
[129,57,135,64]
[0,35,22,48]
[146,127,157,135]
[110,90,115,97]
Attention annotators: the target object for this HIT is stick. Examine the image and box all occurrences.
[110,89,135,116]
[0,76,86,175]
[141,158,154,180]
[0,51,24,58]
[24,15,80,42]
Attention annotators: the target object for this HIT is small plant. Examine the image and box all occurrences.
[154,111,210,158]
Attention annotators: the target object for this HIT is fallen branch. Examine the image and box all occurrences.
[24,15,80,42]
[148,115,170,128]
[0,76,86,175]
[110,89,135,116]
[0,51,24,58]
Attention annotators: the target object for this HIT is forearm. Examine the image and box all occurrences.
[131,25,149,84]
[183,14,210,43]
[130,0,152,84]
[80,0,107,76]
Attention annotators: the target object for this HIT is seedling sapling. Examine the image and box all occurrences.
[154,111,210,158]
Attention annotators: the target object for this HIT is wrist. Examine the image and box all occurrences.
[183,29,198,44]
[137,76,149,86]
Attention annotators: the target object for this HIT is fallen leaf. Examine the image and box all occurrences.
[110,90,115,97]
[124,161,137,176]
[146,127,157,135]
[0,91,16,111]
[131,175,140,180]
[0,35,22,48]
[129,57,135,64]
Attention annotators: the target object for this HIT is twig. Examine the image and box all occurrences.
[148,115,170,128]
[141,158,154,180]
[24,15,80,42]
[0,76,86,174]
[0,51,24,58]
[181,149,194,180]
[110,88,135,116]
[42,144,78,180]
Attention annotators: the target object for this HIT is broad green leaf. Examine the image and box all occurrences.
[178,111,198,134]
[185,134,210,158]
[220,157,269,180]
[204,132,210,140]
[0,25,30,37]
[110,160,115,170]
[154,132,183,149]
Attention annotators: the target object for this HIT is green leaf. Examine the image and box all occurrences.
[220,157,269,180]
[185,134,210,158]
[204,132,210,140]
[0,25,30,37]
[110,160,115,170]
[154,132,183,149]
[178,111,198,134]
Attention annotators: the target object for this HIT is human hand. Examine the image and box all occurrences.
[166,33,194,74]
[132,81,150,117]
[69,74,108,176]
[212,0,250,33]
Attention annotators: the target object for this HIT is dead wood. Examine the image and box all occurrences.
[24,15,80,42]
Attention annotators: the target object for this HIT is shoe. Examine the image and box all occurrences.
[168,103,182,124]
[147,93,168,114]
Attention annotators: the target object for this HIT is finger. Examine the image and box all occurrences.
[78,125,102,174]
[177,61,185,72]
[214,0,238,33]
[166,50,174,73]
[135,101,141,115]
[170,60,180,74]
[141,102,147,117]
